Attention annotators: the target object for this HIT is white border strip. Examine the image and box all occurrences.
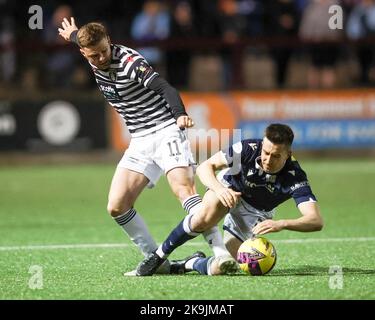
[0,237,374,251]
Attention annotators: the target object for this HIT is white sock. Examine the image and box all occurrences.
[185,257,200,271]
[201,225,230,257]
[182,194,229,257]
[155,246,167,259]
[113,208,157,257]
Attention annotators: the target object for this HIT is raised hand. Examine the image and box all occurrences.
[58,17,78,42]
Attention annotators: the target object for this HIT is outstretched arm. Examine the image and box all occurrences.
[252,201,323,235]
[58,17,78,42]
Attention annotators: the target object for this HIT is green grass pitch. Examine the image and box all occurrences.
[0,159,374,300]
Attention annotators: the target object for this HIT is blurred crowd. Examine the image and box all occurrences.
[1,0,375,92]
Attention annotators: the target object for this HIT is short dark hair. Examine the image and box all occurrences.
[265,123,294,147]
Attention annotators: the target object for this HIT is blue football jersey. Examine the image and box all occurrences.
[220,139,317,211]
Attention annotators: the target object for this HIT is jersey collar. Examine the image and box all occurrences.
[255,155,290,176]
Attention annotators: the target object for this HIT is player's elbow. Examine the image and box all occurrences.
[195,163,205,180]
[196,161,211,179]
[313,216,324,231]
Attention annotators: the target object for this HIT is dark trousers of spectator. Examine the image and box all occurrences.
[357,45,374,84]
[271,48,293,88]
[166,50,192,89]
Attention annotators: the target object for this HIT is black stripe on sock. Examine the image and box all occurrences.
[183,196,202,213]
[114,208,136,226]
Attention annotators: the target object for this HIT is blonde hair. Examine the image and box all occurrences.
[77,22,108,47]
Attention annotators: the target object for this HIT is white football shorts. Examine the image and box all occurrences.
[118,124,196,188]
[216,169,275,242]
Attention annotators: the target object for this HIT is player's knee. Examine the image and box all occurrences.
[106,203,122,217]
[174,185,195,203]
[191,214,215,232]
[106,201,132,217]
[315,217,324,231]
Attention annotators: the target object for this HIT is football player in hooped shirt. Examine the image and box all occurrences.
[58,17,230,276]
[136,123,324,276]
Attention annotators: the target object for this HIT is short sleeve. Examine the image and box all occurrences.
[290,169,317,206]
[120,51,159,87]
[132,59,159,87]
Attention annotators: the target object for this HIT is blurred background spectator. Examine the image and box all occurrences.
[346,0,375,85]
[2,0,375,91]
[0,19,15,86]
[216,0,248,88]
[0,0,16,88]
[166,1,197,89]
[265,0,300,88]
[42,4,77,89]
[299,0,344,89]
[130,0,170,73]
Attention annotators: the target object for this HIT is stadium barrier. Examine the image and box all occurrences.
[0,98,107,151]
[111,89,375,156]
[1,90,375,154]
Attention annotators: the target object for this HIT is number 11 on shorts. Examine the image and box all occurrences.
[167,140,182,157]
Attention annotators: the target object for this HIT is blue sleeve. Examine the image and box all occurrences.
[290,169,317,206]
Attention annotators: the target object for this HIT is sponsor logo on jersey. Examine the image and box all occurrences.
[290,181,309,191]
[98,82,120,100]
[100,84,115,94]
[245,180,275,193]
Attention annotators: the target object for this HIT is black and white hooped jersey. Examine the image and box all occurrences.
[220,139,317,212]
[92,44,175,137]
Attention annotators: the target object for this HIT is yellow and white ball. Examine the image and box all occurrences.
[236,237,277,275]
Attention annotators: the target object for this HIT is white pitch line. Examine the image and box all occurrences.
[0,237,374,252]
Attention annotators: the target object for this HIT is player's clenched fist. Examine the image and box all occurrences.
[176,115,194,129]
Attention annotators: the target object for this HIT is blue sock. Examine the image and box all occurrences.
[192,257,211,275]
[160,215,200,256]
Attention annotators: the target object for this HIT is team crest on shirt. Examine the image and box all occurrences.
[265,174,276,183]
[248,143,257,150]
[136,61,153,80]
[109,70,117,81]
[247,169,255,176]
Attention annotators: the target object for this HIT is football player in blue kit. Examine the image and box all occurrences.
[135,123,324,276]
